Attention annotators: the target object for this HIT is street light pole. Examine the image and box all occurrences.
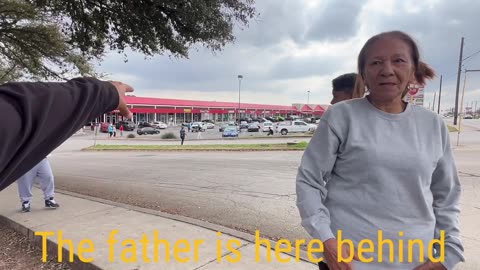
[237,75,243,122]
[307,90,310,105]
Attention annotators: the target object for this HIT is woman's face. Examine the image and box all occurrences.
[363,37,415,102]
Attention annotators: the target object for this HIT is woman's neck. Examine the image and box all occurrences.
[366,95,407,114]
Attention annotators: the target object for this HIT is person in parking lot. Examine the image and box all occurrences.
[119,124,124,136]
[330,72,357,105]
[17,156,59,212]
[108,123,114,138]
[0,77,134,193]
[180,126,186,145]
[267,127,274,136]
[296,31,463,270]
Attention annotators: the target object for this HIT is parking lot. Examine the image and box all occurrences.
[87,122,314,141]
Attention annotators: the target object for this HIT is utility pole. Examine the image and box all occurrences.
[433,92,436,111]
[475,101,478,118]
[437,75,442,114]
[454,37,465,125]
[237,75,243,123]
[457,69,480,146]
[307,90,310,105]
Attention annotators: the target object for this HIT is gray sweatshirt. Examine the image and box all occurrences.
[296,97,464,269]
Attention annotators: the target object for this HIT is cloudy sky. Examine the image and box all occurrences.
[95,0,480,111]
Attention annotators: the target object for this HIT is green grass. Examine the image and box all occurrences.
[447,125,458,132]
[85,142,309,151]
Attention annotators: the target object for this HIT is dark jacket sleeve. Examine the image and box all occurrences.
[0,77,119,191]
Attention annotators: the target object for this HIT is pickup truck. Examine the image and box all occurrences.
[275,120,316,135]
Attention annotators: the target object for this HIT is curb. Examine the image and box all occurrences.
[0,215,100,270]
[54,189,316,266]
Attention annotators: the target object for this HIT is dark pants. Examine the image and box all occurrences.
[318,262,330,270]
[180,136,185,145]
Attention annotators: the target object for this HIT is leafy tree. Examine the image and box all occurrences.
[0,0,256,83]
[0,0,93,83]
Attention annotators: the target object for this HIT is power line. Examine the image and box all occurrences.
[462,48,480,62]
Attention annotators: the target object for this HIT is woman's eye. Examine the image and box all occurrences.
[371,61,381,65]
[395,58,406,63]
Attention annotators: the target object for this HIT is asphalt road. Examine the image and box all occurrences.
[49,143,309,242]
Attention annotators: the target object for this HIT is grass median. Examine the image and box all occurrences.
[85,142,309,151]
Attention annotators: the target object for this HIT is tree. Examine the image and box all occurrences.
[0,0,257,84]
[0,0,93,83]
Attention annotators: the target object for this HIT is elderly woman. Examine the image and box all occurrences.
[296,31,464,270]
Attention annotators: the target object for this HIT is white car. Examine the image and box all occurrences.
[262,121,275,132]
[276,120,316,135]
[152,121,168,129]
[204,122,215,129]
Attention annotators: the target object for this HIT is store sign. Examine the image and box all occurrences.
[184,109,192,113]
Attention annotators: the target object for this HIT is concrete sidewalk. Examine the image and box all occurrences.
[0,186,316,270]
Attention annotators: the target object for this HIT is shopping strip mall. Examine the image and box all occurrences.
[99,95,330,124]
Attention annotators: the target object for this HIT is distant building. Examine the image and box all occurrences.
[94,96,329,124]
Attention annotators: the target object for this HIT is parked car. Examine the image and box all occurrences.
[262,121,275,132]
[222,126,239,137]
[99,122,110,133]
[191,122,205,132]
[137,127,160,135]
[115,121,136,131]
[219,122,237,132]
[204,122,215,129]
[247,123,260,132]
[137,122,152,129]
[276,120,316,135]
[239,121,249,129]
[151,121,168,129]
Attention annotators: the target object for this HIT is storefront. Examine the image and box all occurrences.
[101,96,328,125]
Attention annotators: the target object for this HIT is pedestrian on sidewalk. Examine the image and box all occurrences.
[296,31,464,270]
[16,157,59,212]
[113,126,117,137]
[180,127,186,145]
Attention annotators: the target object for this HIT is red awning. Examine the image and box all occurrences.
[300,104,313,112]
[313,105,325,112]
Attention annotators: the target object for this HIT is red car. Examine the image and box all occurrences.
[100,122,110,133]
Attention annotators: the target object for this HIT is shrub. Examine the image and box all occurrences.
[161,132,177,139]
[127,134,136,139]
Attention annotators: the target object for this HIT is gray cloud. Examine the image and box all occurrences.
[306,0,365,42]
[94,0,480,107]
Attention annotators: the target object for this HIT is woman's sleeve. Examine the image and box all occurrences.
[430,121,465,270]
[296,116,341,241]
